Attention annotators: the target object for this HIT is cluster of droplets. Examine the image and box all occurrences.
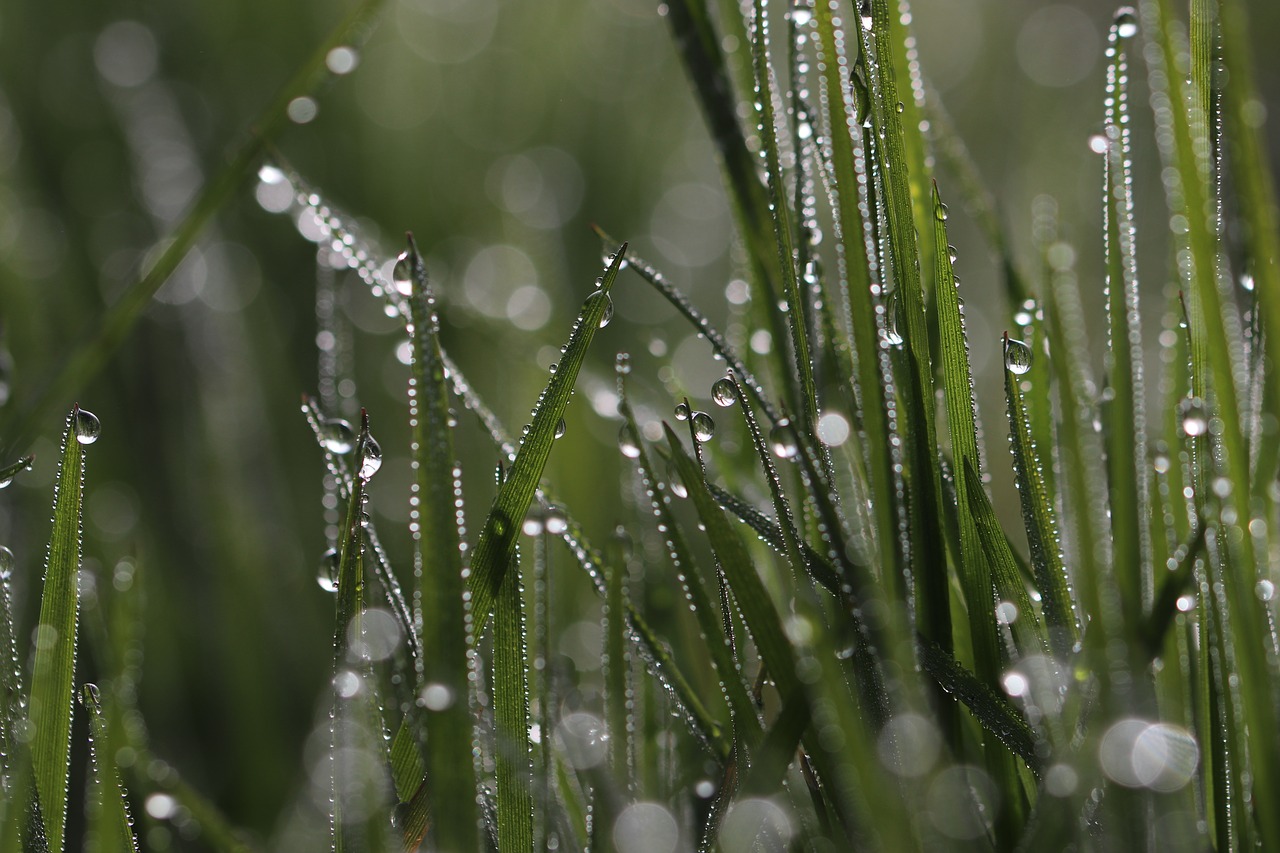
[673,403,715,443]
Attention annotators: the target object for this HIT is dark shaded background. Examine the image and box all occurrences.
[0,0,1276,847]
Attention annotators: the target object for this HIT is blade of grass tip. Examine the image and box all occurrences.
[1218,0,1280,493]
[1100,20,1153,641]
[590,227,779,425]
[466,245,625,638]
[493,551,533,853]
[440,349,727,759]
[81,685,140,853]
[0,0,388,456]
[750,0,823,444]
[1143,5,1280,847]
[1002,335,1078,656]
[0,455,34,488]
[28,405,96,852]
[399,237,479,852]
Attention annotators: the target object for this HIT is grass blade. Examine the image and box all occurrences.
[493,553,533,853]
[81,685,140,853]
[0,455,33,488]
[401,236,479,851]
[466,245,625,637]
[28,406,94,852]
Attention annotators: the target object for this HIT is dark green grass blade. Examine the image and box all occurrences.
[0,0,388,455]
[81,685,140,853]
[706,483,840,594]
[1143,3,1280,847]
[1143,526,1207,659]
[0,544,22,785]
[1100,24,1152,638]
[402,237,478,851]
[466,246,625,637]
[1003,346,1077,654]
[28,407,90,852]
[0,455,33,488]
[493,554,533,853]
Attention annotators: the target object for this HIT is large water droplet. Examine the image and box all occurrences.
[585,290,613,328]
[74,409,101,445]
[770,422,800,459]
[322,418,355,454]
[691,411,715,443]
[711,377,737,407]
[317,548,340,593]
[0,545,13,580]
[666,462,688,499]
[618,425,641,459]
[1179,398,1208,437]
[934,202,949,222]
[360,435,383,479]
[1004,338,1033,375]
[554,418,567,439]
[392,251,413,296]
[674,402,690,422]
[1114,8,1138,39]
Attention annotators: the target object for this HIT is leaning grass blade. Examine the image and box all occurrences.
[0,455,33,488]
[81,685,140,853]
[401,237,479,851]
[0,0,388,454]
[28,407,91,852]
[466,246,624,636]
[493,554,533,853]
[1100,21,1152,636]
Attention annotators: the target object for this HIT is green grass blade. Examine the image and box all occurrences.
[0,0,388,455]
[493,553,533,853]
[28,406,93,852]
[603,534,629,784]
[401,237,479,851]
[0,543,22,784]
[1100,22,1152,637]
[81,685,140,853]
[0,455,33,488]
[1143,526,1207,659]
[1002,341,1078,653]
[466,245,625,637]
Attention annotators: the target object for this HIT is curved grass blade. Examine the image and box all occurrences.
[493,553,533,853]
[0,455,33,488]
[0,0,389,455]
[466,245,625,637]
[28,406,92,852]
[400,237,479,851]
[1003,336,1078,654]
[81,685,140,853]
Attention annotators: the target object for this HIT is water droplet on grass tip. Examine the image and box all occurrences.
[770,422,800,459]
[691,411,715,442]
[360,436,383,479]
[317,548,340,593]
[934,202,948,222]
[711,377,736,407]
[1114,8,1138,39]
[392,252,413,296]
[322,419,355,454]
[584,290,613,328]
[1004,338,1033,374]
[674,402,690,421]
[74,409,101,445]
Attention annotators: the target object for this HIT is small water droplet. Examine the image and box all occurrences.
[666,462,688,498]
[895,101,905,113]
[691,411,715,442]
[934,202,949,222]
[317,548,340,593]
[674,402,690,421]
[1004,338,1033,374]
[1114,8,1138,39]
[322,419,355,454]
[544,506,568,535]
[947,245,958,264]
[554,418,567,439]
[711,377,737,407]
[618,425,641,458]
[770,422,800,459]
[74,409,101,445]
[360,436,383,479]
[615,352,632,375]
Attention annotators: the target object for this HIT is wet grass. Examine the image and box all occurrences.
[1,0,1279,850]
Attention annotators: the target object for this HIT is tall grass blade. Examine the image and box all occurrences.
[401,236,479,851]
[28,406,94,852]
[0,542,22,786]
[0,0,388,454]
[466,246,625,635]
[81,684,140,853]
[493,554,533,853]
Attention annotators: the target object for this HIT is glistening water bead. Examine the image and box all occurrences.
[1003,338,1034,375]
[691,411,715,443]
[770,422,800,459]
[360,435,383,479]
[674,402,691,421]
[322,418,355,454]
[392,252,413,296]
[1114,7,1138,39]
[74,408,102,445]
[711,377,737,407]
[618,425,641,458]
[317,548,340,593]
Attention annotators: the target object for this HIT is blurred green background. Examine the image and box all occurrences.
[0,0,1277,846]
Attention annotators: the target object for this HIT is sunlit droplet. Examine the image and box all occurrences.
[618,425,641,459]
[712,377,737,407]
[674,402,690,421]
[322,419,355,454]
[1114,8,1138,39]
[74,409,101,445]
[691,411,715,443]
[769,422,799,459]
[1004,338,1033,375]
[317,548,340,593]
[360,436,383,479]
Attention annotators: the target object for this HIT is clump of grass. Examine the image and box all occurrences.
[1,0,1278,850]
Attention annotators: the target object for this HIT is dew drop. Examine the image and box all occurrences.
[584,290,614,328]
[1257,579,1275,602]
[618,425,641,459]
[934,202,948,222]
[322,418,355,454]
[317,548,340,593]
[1004,338,1033,375]
[544,506,569,535]
[674,402,691,421]
[554,418,567,440]
[360,436,383,479]
[947,245,958,264]
[1114,8,1138,39]
[769,422,800,459]
[73,409,101,445]
[711,377,737,407]
[666,462,688,499]
[1179,398,1208,437]
[392,252,413,296]
[615,352,632,375]
[691,411,715,443]
[0,545,13,580]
